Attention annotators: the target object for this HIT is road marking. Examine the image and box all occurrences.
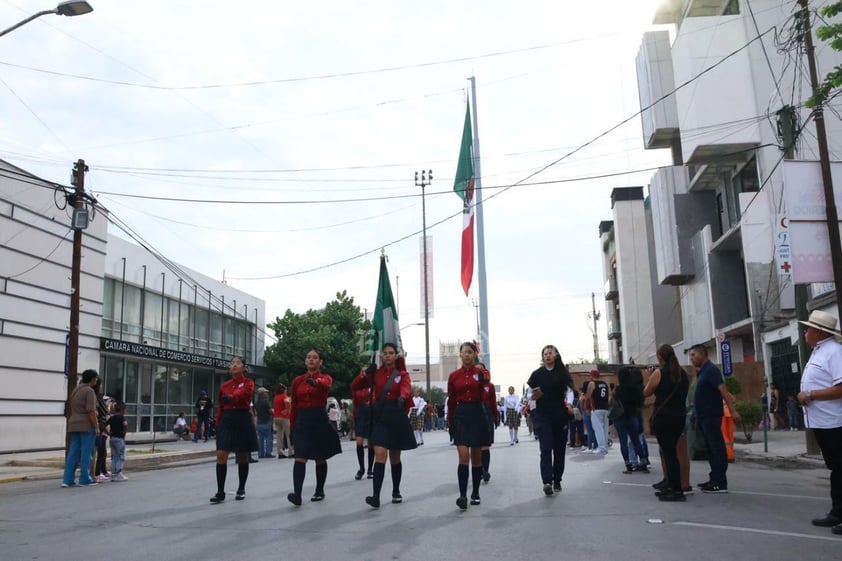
[673,522,842,542]
[607,481,825,500]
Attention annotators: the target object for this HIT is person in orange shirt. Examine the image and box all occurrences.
[273,383,292,458]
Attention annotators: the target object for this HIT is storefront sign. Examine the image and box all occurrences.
[100,337,229,369]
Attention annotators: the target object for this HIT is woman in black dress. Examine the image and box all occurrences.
[351,342,416,508]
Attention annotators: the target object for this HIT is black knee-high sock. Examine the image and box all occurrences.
[237,462,249,492]
[471,466,483,496]
[367,446,374,473]
[315,462,327,493]
[356,445,365,471]
[481,449,490,475]
[372,462,386,498]
[293,461,305,497]
[457,464,469,497]
[391,462,402,494]
[216,463,227,495]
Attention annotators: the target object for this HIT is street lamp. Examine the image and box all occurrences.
[415,170,433,402]
[0,1,93,38]
[400,322,425,331]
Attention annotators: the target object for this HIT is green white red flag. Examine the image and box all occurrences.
[453,104,475,296]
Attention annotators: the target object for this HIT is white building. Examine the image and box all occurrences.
[626,0,840,391]
[0,159,265,452]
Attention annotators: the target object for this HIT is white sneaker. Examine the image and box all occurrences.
[96,474,109,482]
[111,473,128,482]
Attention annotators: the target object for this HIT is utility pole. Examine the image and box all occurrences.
[589,292,601,362]
[66,158,88,453]
[797,0,837,455]
[415,170,433,402]
[798,0,842,321]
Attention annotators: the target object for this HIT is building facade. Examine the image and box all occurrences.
[0,159,266,452]
[617,0,840,379]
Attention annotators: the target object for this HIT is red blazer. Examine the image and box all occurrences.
[289,371,332,432]
[351,366,412,413]
[216,375,254,425]
[446,364,489,425]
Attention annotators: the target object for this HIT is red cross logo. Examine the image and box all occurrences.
[781,261,791,273]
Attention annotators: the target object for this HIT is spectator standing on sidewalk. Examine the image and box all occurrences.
[193,391,213,442]
[796,310,842,535]
[209,356,258,504]
[254,387,273,458]
[93,378,110,482]
[273,384,292,457]
[689,343,740,494]
[108,403,128,481]
[586,370,610,455]
[786,395,799,431]
[62,369,100,488]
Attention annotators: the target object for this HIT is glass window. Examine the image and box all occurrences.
[123,284,142,342]
[154,364,167,405]
[104,357,125,403]
[179,303,191,350]
[210,312,223,357]
[144,292,163,343]
[167,366,191,406]
[224,317,234,355]
[124,404,138,433]
[125,361,139,404]
[193,369,213,402]
[194,308,209,352]
[102,278,114,324]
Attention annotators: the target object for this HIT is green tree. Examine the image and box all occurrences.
[264,290,370,398]
[411,385,446,405]
[806,0,842,108]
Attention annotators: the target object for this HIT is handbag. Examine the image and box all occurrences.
[608,391,625,421]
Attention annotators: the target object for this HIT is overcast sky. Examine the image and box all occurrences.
[1,0,672,391]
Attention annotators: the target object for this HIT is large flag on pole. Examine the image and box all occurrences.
[367,253,403,365]
[454,104,475,296]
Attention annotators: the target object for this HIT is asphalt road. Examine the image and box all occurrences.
[0,429,837,561]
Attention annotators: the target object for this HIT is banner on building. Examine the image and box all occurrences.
[782,160,842,283]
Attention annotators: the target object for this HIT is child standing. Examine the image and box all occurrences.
[108,403,129,482]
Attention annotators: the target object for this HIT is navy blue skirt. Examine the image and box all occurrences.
[453,402,492,447]
[292,407,342,460]
[215,409,258,453]
[370,401,417,451]
[354,404,372,439]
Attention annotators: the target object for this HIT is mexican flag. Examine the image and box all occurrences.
[454,104,475,296]
[367,254,403,364]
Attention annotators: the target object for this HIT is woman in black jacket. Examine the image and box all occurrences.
[613,367,650,474]
[526,345,575,496]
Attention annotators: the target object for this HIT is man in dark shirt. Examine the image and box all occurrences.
[690,344,740,493]
[193,391,213,442]
[586,370,610,454]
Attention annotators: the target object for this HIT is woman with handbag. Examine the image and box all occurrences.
[643,344,689,502]
[613,367,650,474]
[351,342,416,509]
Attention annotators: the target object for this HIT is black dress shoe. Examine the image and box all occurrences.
[812,515,842,527]
[652,479,668,490]
[249,457,258,463]
[311,491,325,502]
[365,495,380,508]
[235,489,245,500]
[658,490,687,502]
[832,524,842,535]
[392,492,402,504]
[355,470,364,480]
[456,496,468,510]
[553,482,562,492]
[287,493,302,506]
[470,494,481,505]
[482,472,491,483]
[209,492,225,504]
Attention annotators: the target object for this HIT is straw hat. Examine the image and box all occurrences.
[798,310,842,337]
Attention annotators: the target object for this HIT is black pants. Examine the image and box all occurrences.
[95,434,108,475]
[532,410,568,485]
[698,416,728,487]
[813,426,842,518]
[654,414,683,492]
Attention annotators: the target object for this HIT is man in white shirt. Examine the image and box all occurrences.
[796,310,842,535]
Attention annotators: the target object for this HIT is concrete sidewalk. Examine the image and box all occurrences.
[731,425,825,468]
[0,437,219,484]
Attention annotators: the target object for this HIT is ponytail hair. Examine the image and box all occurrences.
[657,343,681,384]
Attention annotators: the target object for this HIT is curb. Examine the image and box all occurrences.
[734,449,825,469]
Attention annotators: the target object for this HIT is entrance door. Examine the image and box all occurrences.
[769,339,801,399]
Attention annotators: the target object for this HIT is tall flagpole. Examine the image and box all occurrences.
[469,76,490,371]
